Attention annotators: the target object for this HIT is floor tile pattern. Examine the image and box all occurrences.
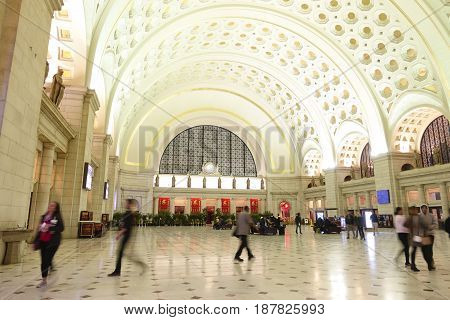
[0,227,449,300]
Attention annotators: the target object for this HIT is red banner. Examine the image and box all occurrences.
[221,198,230,214]
[250,198,259,214]
[191,198,201,214]
[158,197,170,212]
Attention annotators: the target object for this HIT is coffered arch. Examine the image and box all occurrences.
[79,0,448,172]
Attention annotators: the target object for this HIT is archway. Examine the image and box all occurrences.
[420,115,450,167]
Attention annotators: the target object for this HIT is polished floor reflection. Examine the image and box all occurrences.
[0,226,449,300]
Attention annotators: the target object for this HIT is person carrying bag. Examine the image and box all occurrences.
[33,201,64,288]
[407,207,422,272]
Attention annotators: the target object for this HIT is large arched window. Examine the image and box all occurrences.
[360,143,374,178]
[420,115,450,167]
[159,125,257,177]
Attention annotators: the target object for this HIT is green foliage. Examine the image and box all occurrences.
[112,212,123,228]
[263,211,273,217]
[251,213,262,224]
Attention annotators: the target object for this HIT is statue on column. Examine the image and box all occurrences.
[218,177,222,189]
[413,150,422,168]
[203,176,207,188]
[187,175,191,188]
[310,176,317,188]
[232,176,236,189]
[319,173,325,186]
[246,178,250,190]
[261,178,265,190]
[155,175,159,187]
[350,166,356,179]
[172,175,176,188]
[49,68,65,107]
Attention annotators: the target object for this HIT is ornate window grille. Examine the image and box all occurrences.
[420,115,450,167]
[159,125,257,177]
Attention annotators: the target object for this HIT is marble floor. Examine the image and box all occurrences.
[0,226,449,300]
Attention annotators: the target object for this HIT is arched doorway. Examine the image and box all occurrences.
[279,201,291,220]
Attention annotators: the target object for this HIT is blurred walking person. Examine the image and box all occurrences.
[345,212,356,239]
[356,213,366,240]
[108,199,147,276]
[445,216,450,238]
[295,213,302,234]
[393,207,410,267]
[408,206,425,272]
[33,201,64,288]
[370,211,379,235]
[420,205,437,271]
[234,206,255,262]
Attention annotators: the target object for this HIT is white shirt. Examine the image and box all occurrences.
[394,215,409,233]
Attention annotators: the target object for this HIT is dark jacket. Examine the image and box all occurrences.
[120,211,135,238]
[34,212,65,247]
[356,215,365,227]
[295,215,301,225]
[370,213,379,223]
[345,214,355,225]
[445,217,450,237]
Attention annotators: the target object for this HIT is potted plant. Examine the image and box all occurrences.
[230,213,236,225]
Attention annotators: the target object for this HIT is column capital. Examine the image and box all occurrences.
[104,134,113,146]
[43,141,56,149]
[84,89,100,113]
[44,0,64,15]
[57,152,67,160]
[109,156,120,163]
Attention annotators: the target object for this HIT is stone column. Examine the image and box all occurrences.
[91,134,113,220]
[216,198,221,212]
[147,172,155,214]
[324,168,349,216]
[153,197,159,214]
[260,197,266,213]
[400,187,409,215]
[354,193,360,213]
[231,198,236,214]
[186,197,191,214]
[170,197,175,214]
[365,191,372,209]
[106,156,119,215]
[33,142,55,229]
[373,153,411,214]
[417,184,426,205]
[60,88,100,238]
[440,183,449,219]
[0,0,63,233]
[51,153,67,205]
[343,194,348,212]
[321,196,326,209]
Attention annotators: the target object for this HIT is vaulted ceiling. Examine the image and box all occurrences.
[48,0,449,175]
